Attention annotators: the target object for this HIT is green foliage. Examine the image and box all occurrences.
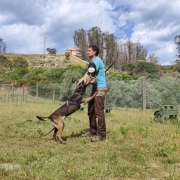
[120,126,129,137]
[27,65,85,100]
[106,80,142,108]
[150,77,180,106]
[121,64,135,73]
[121,62,160,79]
[1,55,179,108]
[43,68,65,83]
[5,57,29,86]
[155,145,175,158]
[135,62,159,74]
[59,65,85,100]
[25,68,47,84]
[108,71,137,81]
[12,57,29,69]
[64,51,71,62]
[0,55,12,70]
[161,65,176,73]
[106,76,180,108]
[0,55,12,81]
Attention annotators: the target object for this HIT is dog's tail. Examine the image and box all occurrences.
[36,115,50,121]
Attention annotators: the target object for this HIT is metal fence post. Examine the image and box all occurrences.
[142,77,146,111]
[52,89,55,104]
[36,82,39,98]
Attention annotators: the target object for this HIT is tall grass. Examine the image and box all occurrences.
[0,103,180,179]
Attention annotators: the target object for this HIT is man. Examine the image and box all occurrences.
[80,45,107,141]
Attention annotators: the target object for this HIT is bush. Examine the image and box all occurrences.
[5,57,29,86]
[134,62,159,74]
[106,80,142,108]
[121,64,135,73]
[121,62,160,78]
[108,71,137,81]
[0,55,12,82]
[12,57,28,69]
[105,76,180,108]
[27,65,85,100]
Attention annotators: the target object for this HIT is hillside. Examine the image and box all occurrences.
[3,53,88,68]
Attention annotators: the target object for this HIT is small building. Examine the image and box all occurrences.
[66,48,82,57]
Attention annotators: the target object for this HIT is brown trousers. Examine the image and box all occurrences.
[88,90,106,137]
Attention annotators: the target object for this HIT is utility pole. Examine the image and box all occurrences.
[142,77,146,111]
[43,33,47,59]
[146,84,151,109]
[175,35,180,60]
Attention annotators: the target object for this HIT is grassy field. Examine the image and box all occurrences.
[0,103,180,180]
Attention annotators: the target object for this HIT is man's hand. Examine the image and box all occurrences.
[77,73,96,86]
[81,92,97,104]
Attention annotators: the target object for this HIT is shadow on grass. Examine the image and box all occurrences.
[63,129,110,140]
[63,128,89,140]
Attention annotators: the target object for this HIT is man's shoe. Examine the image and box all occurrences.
[90,135,106,142]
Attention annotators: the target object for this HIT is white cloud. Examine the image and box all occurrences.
[155,43,176,65]
[115,0,180,64]
[0,24,45,53]
[0,0,116,53]
[0,0,179,64]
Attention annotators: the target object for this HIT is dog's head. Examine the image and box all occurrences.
[67,80,87,104]
[74,80,87,96]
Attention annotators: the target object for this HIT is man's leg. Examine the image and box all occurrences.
[88,98,97,135]
[94,92,106,139]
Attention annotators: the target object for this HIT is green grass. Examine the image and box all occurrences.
[0,103,180,179]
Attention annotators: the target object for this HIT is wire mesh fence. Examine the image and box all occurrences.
[0,76,180,110]
[0,83,60,104]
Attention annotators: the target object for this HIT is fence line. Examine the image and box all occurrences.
[0,83,60,104]
[0,78,180,110]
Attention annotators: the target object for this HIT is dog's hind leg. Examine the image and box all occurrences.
[53,128,58,140]
[57,120,65,144]
[53,117,66,144]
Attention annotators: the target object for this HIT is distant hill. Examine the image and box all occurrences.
[3,53,88,68]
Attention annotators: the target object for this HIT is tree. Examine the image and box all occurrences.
[104,33,119,66]
[73,27,148,69]
[64,51,70,63]
[175,60,180,73]
[136,43,147,60]
[0,55,12,72]
[12,57,29,69]
[25,67,47,85]
[74,27,120,66]
[74,28,89,58]
[148,53,158,64]
[59,65,84,100]
[134,62,160,78]
[0,55,12,82]
[6,57,29,86]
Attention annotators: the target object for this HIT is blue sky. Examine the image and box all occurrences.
[0,0,179,65]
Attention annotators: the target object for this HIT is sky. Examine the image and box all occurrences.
[0,0,179,65]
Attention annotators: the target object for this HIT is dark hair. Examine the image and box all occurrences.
[89,45,99,56]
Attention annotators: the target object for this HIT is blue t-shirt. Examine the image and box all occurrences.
[92,56,107,89]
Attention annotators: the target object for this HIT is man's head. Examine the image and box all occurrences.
[87,45,99,58]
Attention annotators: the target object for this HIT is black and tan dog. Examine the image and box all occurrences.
[36,80,96,143]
